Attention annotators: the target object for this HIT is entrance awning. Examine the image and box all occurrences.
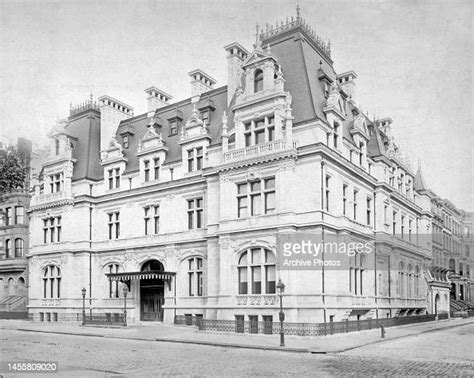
[106,270,176,282]
[349,309,370,316]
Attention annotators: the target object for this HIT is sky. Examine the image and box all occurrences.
[0,0,472,210]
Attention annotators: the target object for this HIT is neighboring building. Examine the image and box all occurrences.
[27,10,468,323]
[0,138,32,313]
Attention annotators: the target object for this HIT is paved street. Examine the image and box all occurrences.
[0,323,473,376]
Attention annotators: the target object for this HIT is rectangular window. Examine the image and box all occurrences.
[43,216,61,243]
[342,184,348,216]
[333,123,339,148]
[238,267,248,294]
[392,211,397,235]
[169,120,178,135]
[153,158,160,180]
[353,190,358,221]
[237,177,275,218]
[366,198,372,226]
[108,212,120,239]
[187,198,203,229]
[144,207,150,235]
[401,215,405,238]
[144,160,150,182]
[50,173,63,193]
[187,147,204,172]
[122,135,129,149]
[384,204,388,224]
[153,205,160,234]
[108,169,113,190]
[15,206,24,224]
[243,115,275,147]
[114,168,120,189]
[325,175,330,212]
[5,207,12,226]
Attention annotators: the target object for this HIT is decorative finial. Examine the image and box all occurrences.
[296,4,301,20]
[90,92,93,102]
[255,23,260,45]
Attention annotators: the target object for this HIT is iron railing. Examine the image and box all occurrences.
[175,314,438,337]
[83,313,126,327]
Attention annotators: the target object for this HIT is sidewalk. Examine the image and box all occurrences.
[1,317,472,354]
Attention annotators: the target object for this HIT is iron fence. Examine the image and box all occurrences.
[83,313,126,327]
[180,314,438,337]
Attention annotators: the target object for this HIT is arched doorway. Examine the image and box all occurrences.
[7,278,15,296]
[140,260,165,321]
[434,293,440,314]
[17,277,26,297]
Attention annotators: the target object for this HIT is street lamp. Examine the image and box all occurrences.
[81,287,86,326]
[276,278,285,347]
[123,285,128,326]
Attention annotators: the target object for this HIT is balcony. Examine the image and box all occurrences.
[30,191,73,209]
[236,295,279,306]
[223,139,297,163]
[0,258,27,273]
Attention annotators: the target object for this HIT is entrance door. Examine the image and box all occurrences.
[140,286,164,321]
[140,260,165,321]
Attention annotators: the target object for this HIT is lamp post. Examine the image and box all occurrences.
[123,285,128,326]
[276,279,285,347]
[81,287,86,326]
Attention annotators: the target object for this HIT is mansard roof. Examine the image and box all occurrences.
[62,17,398,181]
[65,109,102,182]
[115,86,229,175]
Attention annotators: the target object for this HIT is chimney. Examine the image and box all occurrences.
[145,87,173,116]
[224,42,248,105]
[337,71,357,100]
[375,117,393,135]
[98,95,134,152]
[188,69,216,96]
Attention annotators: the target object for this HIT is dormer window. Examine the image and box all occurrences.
[144,160,150,182]
[254,69,264,93]
[50,173,63,193]
[359,142,364,165]
[153,158,160,180]
[334,122,340,148]
[169,120,178,136]
[55,139,60,155]
[187,147,203,172]
[244,115,275,147]
[324,81,330,98]
[122,135,129,149]
[108,168,120,190]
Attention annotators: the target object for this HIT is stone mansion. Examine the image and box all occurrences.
[26,11,472,324]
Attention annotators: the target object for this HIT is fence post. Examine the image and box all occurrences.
[345,319,349,333]
[330,317,334,335]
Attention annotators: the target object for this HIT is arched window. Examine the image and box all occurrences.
[5,239,11,259]
[43,265,61,298]
[238,247,275,295]
[407,263,413,298]
[398,262,405,297]
[107,263,121,298]
[15,238,24,257]
[254,69,263,93]
[188,257,203,296]
[414,266,420,297]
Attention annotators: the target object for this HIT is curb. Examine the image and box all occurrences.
[153,337,317,354]
[3,319,472,355]
[331,319,474,353]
